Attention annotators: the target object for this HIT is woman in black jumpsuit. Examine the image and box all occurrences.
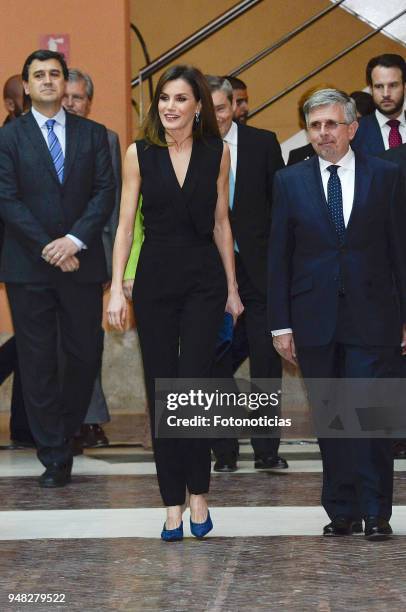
[108,66,243,540]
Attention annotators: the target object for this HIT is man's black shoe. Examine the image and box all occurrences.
[254,455,289,470]
[364,516,392,541]
[323,517,363,536]
[352,520,364,534]
[81,424,109,448]
[213,455,238,472]
[39,460,73,488]
[394,441,406,459]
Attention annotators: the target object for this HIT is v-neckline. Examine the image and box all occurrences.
[166,140,195,191]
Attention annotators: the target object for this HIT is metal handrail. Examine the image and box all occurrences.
[130,23,153,102]
[131,0,263,88]
[248,8,406,119]
[229,0,346,77]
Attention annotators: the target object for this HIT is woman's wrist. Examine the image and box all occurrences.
[227,280,238,294]
[110,283,125,295]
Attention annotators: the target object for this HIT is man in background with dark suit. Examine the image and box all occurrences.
[3,75,26,123]
[382,141,406,459]
[0,50,115,487]
[269,89,406,540]
[63,68,122,450]
[207,76,287,472]
[222,76,249,124]
[352,54,406,155]
[352,53,406,459]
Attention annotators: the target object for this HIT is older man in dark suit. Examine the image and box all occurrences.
[269,89,406,540]
[207,76,287,472]
[62,68,122,449]
[0,50,115,487]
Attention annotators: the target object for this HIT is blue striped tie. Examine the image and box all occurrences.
[45,119,64,183]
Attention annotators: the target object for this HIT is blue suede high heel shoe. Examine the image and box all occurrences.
[190,511,213,538]
[161,520,183,542]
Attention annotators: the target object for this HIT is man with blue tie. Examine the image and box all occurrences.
[352,54,406,156]
[207,76,286,472]
[352,54,406,462]
[0,50,115,487]
[269,89,406,540]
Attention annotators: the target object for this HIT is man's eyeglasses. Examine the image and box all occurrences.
[308,120,349,132]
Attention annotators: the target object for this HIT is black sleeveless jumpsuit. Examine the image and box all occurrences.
[133,136,227,506]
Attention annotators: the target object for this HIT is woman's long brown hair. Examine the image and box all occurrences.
[140,64,221,146]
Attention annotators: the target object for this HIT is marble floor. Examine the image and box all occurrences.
[1,441,406,611]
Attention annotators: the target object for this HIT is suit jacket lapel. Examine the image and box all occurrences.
[21,111,60,184]
[304,156,339,241]
[233,123,247,214]
[63,112,80,185]
[345,153,372,241]
[372,115,385,152]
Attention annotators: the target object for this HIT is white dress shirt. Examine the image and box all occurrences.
[375,108,406,150]
[31,106,85,250]
[223,121,239,252]
[223,120,238,178]
[272,147,355,337]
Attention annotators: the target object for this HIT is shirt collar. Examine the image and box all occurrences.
[223,121,238,145]
[375,108,406,128]
[318,147,355,173]
[31,106,66,129]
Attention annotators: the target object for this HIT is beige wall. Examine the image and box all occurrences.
[130,0,406,139]
[0,0,132,333]
[0,0,132,146]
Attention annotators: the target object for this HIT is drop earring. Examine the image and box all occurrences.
[195,110,200,124]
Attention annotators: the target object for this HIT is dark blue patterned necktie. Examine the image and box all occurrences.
[326,164,345,242]
[45,119,64,183]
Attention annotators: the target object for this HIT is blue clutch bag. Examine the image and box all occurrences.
[215,312,234,361]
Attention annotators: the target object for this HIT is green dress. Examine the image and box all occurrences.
[123,197,144,280]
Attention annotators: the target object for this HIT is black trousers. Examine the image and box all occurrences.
[297,296,399,521]
[133,240,227,506]
[6,280,103,467]
[212,254,282,459]
[0,336,32,442]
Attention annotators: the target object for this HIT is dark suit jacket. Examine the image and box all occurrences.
[0,110,115,283]
[351,113,385,156]
[268,153,406,347]
[382,143,406,190]
[287,142,315,166]
[103,129,122,278]
[230,122,284,295]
